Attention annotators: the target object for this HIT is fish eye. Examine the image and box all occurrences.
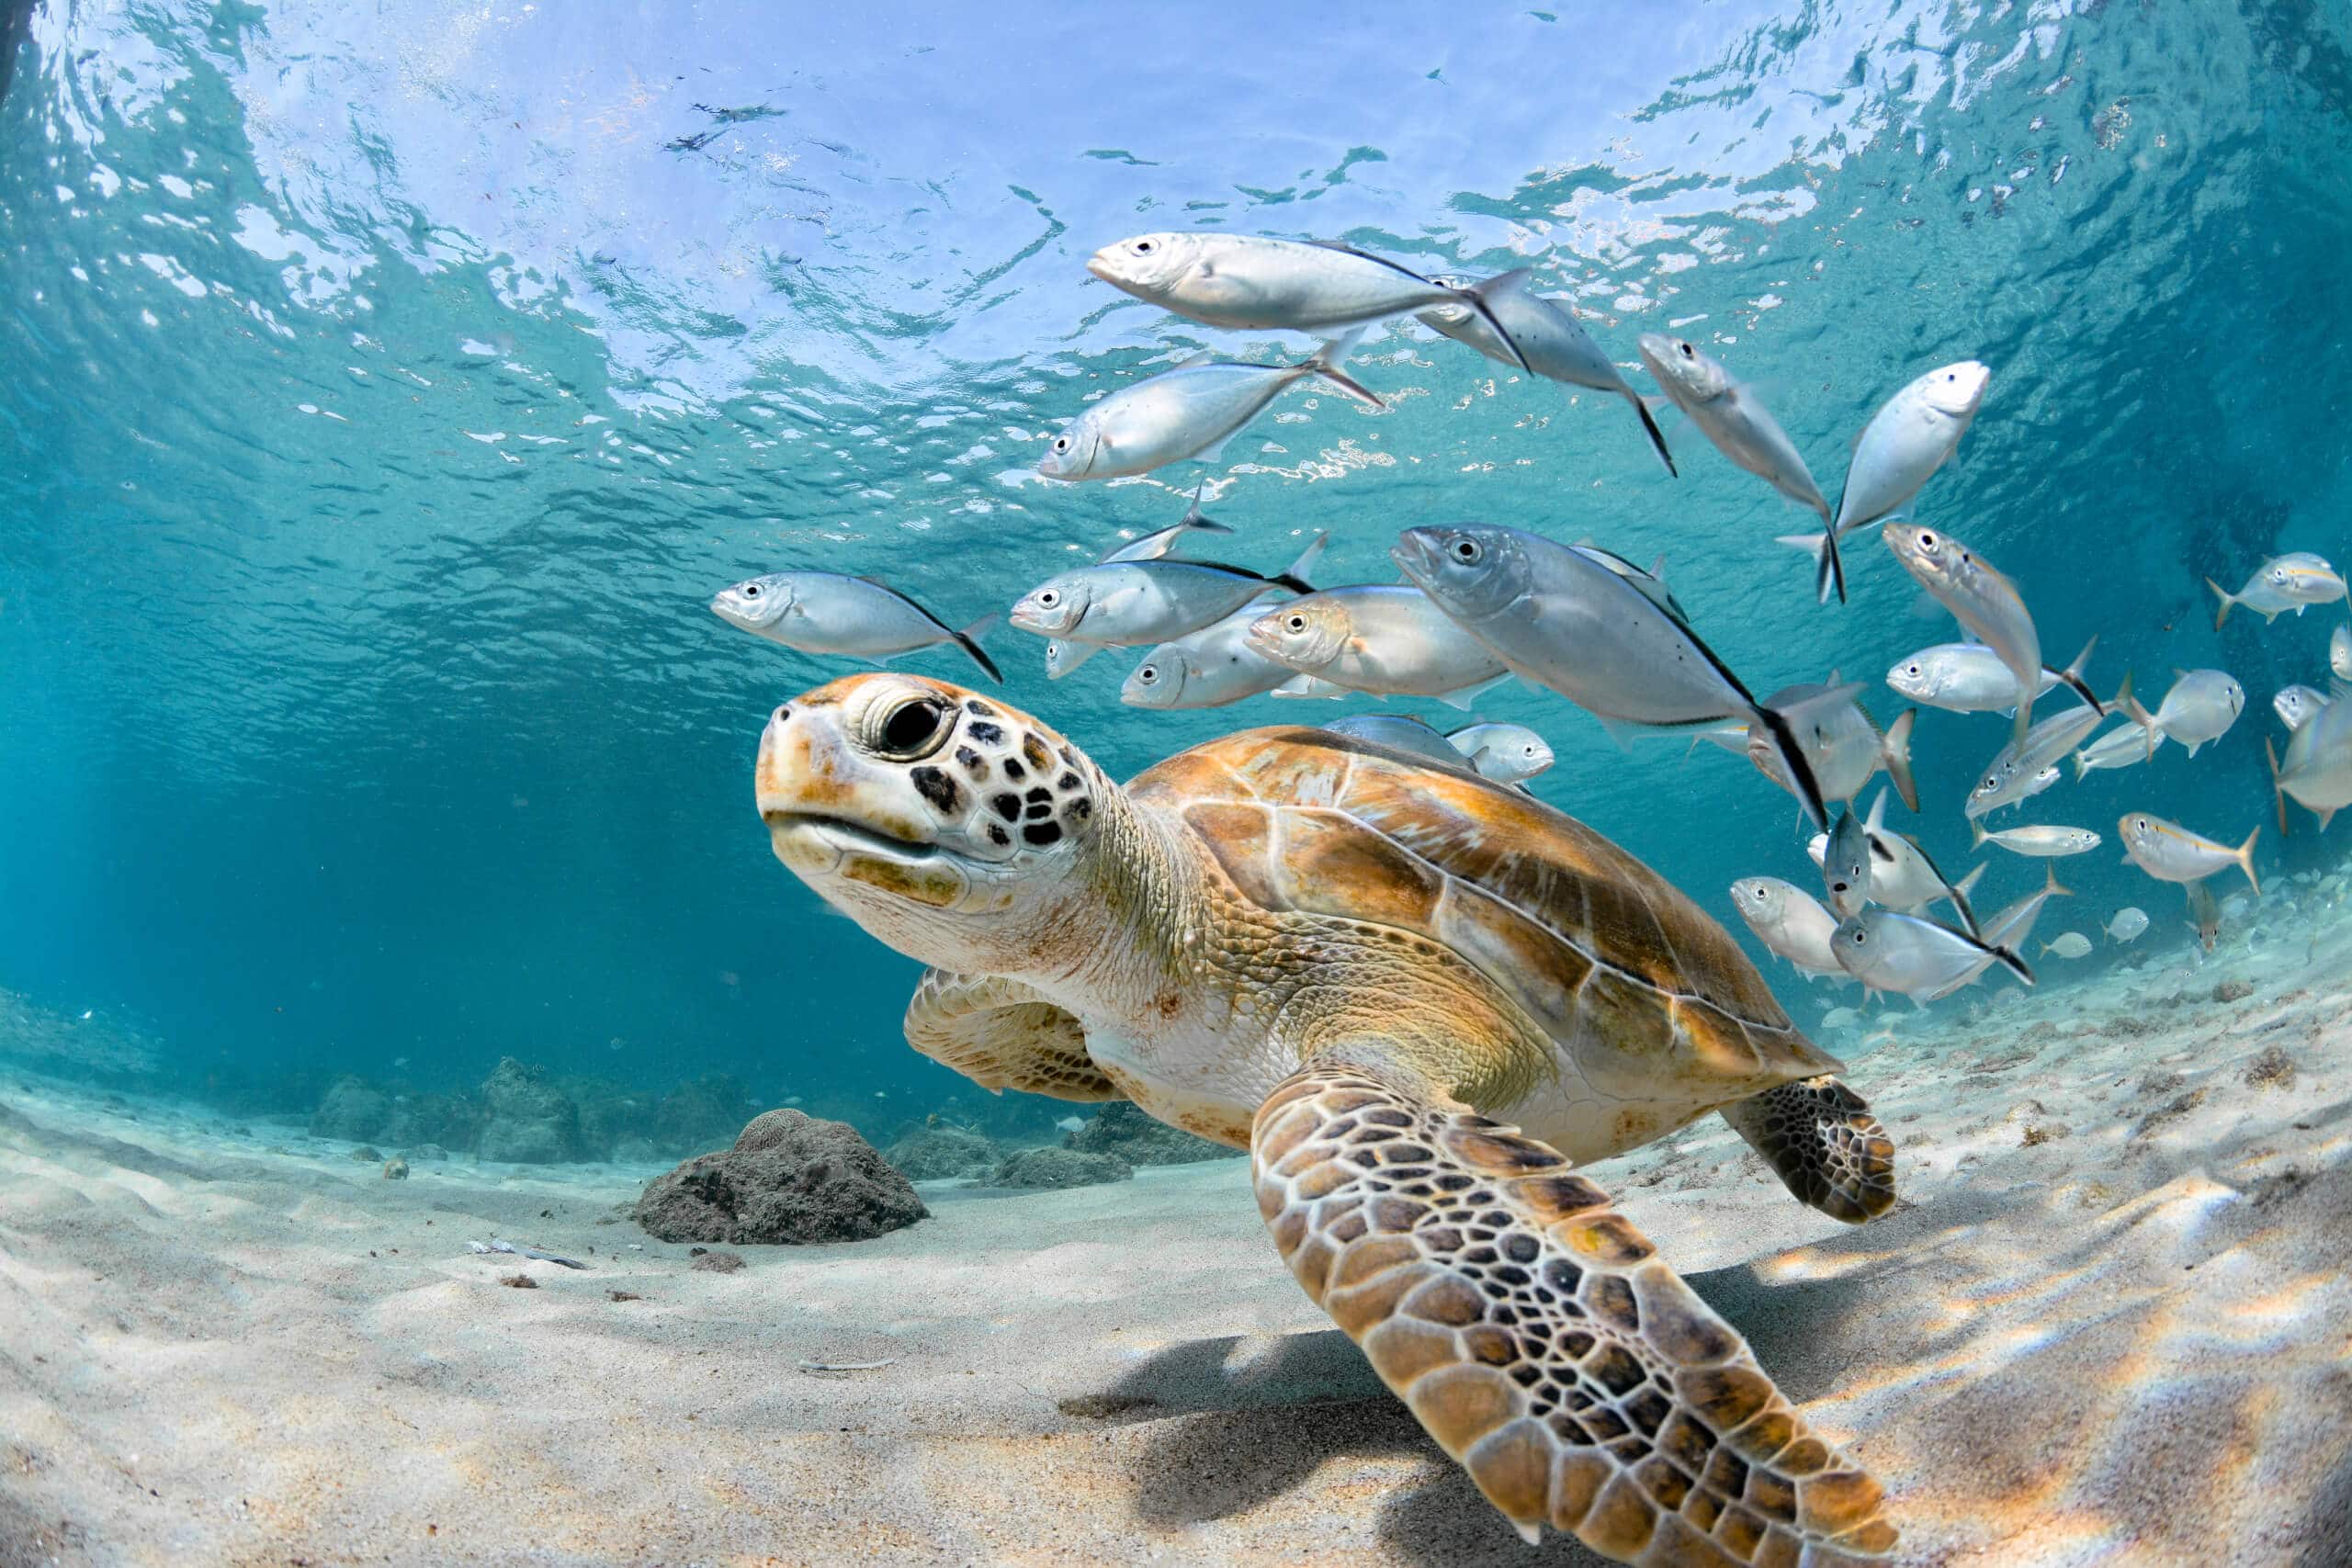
[1137,665,1158,683]
[1917,531,1939,551]
[1905,663,1919,675]
[1679,341,1695,357]
[1038,590,1059,607]
[874,696,950,761]
[741,582,761,597]
[1451,539,1482,563]
[1052,435,1069,452]
[1133,239,1155,254]
[1284,614,1306,632]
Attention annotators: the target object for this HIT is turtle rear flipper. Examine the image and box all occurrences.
[1252,1057,1897,1564]
[1722,1076,1898,1224]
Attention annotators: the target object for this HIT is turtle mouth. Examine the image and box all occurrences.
[763,811,942,862]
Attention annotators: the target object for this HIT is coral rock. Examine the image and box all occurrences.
[634,1109,925,1246]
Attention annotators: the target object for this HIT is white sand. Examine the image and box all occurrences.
[4,892,2350,1566]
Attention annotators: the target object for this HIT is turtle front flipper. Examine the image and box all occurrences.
[1252,1057,1895,1565]
[1720,1076,1896,1224]
[902,970,1120,1101]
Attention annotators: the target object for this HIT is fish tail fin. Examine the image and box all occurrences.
[2045,863,2071,900]
[954,613,1004,683]
[2071,750,2091,782]
[1271,532,1329,596]
[2056,634,2098,698]
[2236,824,2262,895]
[1883,707,1918,810]
[1970,819,1987,850]
[1751,699,1830,834]
[2115,672,2159,759]
[1995,945,2035,986]
[2207,577,2234,629]
[1949,863,1985,937]
[1623,387,1678,477]
[1178,479,1233,536]
[1454,267,1535,377]
[1302,327,1382,411]
[2266,737,2289,840]
[1819,523,1849,604]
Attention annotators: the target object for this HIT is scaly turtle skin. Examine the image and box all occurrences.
[755,673,1900,1565]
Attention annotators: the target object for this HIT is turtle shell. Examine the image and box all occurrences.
[1128,726,1838,1105]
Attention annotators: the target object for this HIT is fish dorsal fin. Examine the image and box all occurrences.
[1174,349,1218,370]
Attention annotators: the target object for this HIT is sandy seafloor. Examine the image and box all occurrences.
[5,885,2352,1568]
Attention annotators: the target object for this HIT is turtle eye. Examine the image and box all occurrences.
[873,697,951,761]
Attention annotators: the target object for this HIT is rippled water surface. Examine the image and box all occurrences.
[3,0,2348,1128]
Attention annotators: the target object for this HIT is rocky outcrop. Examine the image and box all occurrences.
[1062,1102,1240,1167]
[475,1057,582,1164]
[986,1147,1132,1190]
[634,1110,925,1245]
[310,1076,390,1142]
[884,1125,1001,1180]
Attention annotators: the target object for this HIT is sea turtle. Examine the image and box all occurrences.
[753,673,1900,1565]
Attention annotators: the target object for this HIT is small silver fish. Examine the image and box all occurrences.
[1971,823,2101,857]
[1446,722,1555,784]
[1832,907,2031,1003]
[2127,668,2244,756]
[2207,553,2346,627]
[2074,717,2160,777]
[1728,877,1847,976]
[1781,360,1990,603]
[2039,932,2092,959]
[2335,624,2352,684]
[1119,595,1292,710]
[1044,639,1102,681]
[1637,333,1825,519]
[1038,332,1379,481]
[1804,789,1982,926]
[1394,522,1835,829]
[1884,640,2083,714]
[1321,714,1462,767]
[1822,807,1872,919]
[2274,684,2330,731]
[712,571,1001,682]
[2186,879,2222,952]
[1012,539,1325,646]
[1950,863,2070,989]
[1967,682,2121,818]
[2104,907,2149,943]
[2119,811,2260,893]
[1420,277,1674,472]
[1247,585,1508,706]
[1747,676,1916,811]
[1884,523,2099,750]
[1087,232,1532,368]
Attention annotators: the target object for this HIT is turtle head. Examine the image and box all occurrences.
[755,673,1111,971]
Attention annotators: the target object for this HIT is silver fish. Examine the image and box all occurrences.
[2186,879,2222,952]
[1320,714,1462,767]
[1012,537,1325,647]
[2274,684,2330,731]
[1884,639,2087,715]
[1637,333,1825,519]
[1729,876,1847,977]
[2040,932,2093,959]
[2335,624,2352,684]
[1970,823,2101,858]
[2104,907,2149,943]
[1884,523,2100,750]
[1088,233,1532,368]
[711,571,1001,682]
[1822,807,1872,919]
[2073,717,2160,777]
[1038,332,1379,481]
[1099,482,1236,564]
[1246,585,1507,707]
[1780,360,1990,603]
[1119,596,1293,710]
[1983,863,2072,953]
[1421,276,1674,473]
[1966,682,2121,819]
[1393,522,1835,829]
[2127,668,2244,756]
[1832,907,2031,1003]
[2265,693,2352,834]
[1446,722,1555,784]
[1805,789,1982,928]
[2119,811,2261,893]
[1747,676,1916,811]
[1044,639,1103,681]
[2017,763,2064,805]
[2207,553,2346,628]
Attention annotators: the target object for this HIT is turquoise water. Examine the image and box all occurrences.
[2,0,2347,1145]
